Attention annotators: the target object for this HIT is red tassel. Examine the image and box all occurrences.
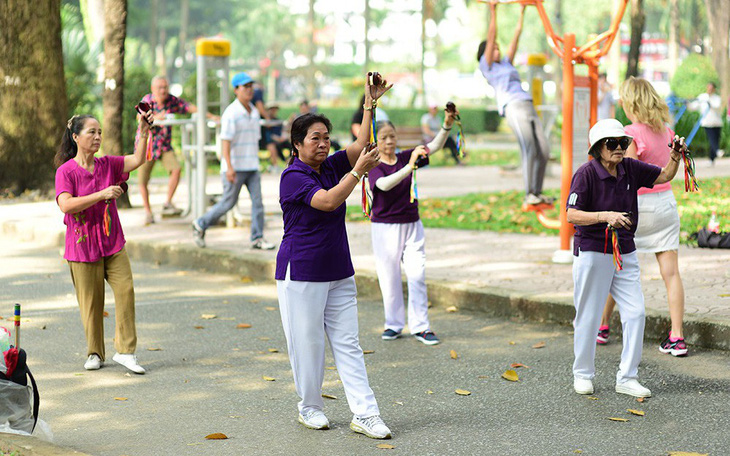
[103,202,111,237]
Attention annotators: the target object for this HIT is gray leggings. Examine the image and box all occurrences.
[504,100,551,195]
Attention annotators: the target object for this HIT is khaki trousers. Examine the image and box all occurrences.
[68,248,137,360]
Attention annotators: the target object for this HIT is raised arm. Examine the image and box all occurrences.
[425,107,458,154]
[654,136,683,185]
[506,5,526,64]
[311,144,381,212]
[345,73,392,167]
[485,3,498,67]
[123,111,154,173]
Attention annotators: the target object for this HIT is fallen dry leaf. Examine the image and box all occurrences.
[455,389,471,396]
[194,326,204,329]
[229,415,243,419]
[393,401,404,406]
[667,452,709,456]
[114,397,128,401]
[636,397,645,403]
[376,443,396,449]
[325,366,337,370]
[258,337,271,341]
[103,311,109,318]
[532,341,546,349]
[608,417,629,422]
[236,323,252,329]
[445,306,458,313]
[477,375,489,379]
[363,350,375,355]
[627,409,645,416]
[240,276,253,283]
[509,341,516,345]
[321,394,338,400]
[501,369,519,382]
[201,314,217,320]
[450,350,458,359]
[510,363,529,369]
[587,396,599,401]
[147,348,162,351]
[267,348,279,353]
[205,433,228,440]
[265,306,276,311]
[262,376,276,381]
[426,390,434,394]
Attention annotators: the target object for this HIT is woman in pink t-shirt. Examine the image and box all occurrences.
[54,111,153,373]
[598,77,688,357]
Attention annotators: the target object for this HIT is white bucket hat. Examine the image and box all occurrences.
[588,119,633,150]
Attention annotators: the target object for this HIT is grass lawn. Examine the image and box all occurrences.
[347,176,730,243]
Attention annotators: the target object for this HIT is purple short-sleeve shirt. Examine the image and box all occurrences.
[275,150,355,282]
[55,156,127,262]
[566,158,661,256]
[368,149,420,224]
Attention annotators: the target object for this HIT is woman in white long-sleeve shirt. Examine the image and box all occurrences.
[367,106,458,345]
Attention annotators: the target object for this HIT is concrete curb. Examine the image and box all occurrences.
[4,218,729,351]
[0,434,91,456]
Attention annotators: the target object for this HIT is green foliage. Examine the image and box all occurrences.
[670,54,720,99]
[61,3,102,118]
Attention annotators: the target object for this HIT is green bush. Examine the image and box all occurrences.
[670,54,720,99]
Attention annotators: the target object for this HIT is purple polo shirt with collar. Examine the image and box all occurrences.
[566,158,661,256]
[275,150,355,282]
[368,149,420,224]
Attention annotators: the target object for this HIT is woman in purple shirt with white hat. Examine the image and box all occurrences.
[275,74,393,439]
[566,118,683,399]
[367,105,459,346]
[54,110,154,374]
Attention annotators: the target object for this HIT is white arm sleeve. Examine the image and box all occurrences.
[426,126,451,155]
[374,164,413,191]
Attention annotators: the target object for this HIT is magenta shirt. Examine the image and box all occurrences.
[55,156,127,262]
[624,123,674,195]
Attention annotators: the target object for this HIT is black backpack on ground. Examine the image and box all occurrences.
[1,347,40,432]
[691,228,730,249]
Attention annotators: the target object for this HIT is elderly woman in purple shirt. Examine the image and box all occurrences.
[275,75,393,439]
[566,119,682,399]
[54,110,153,374]
[367,105,458,346]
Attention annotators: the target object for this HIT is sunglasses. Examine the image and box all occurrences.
[604,137,631,151]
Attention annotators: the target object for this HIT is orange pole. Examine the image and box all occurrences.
[559,33,576,252]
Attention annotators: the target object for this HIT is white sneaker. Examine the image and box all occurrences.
[350,415,392,439]
[573,377,594,395]
[251,238,276,250]
[298,410,330,430]
[84,354,102,370]
[615,379,651,398]
[112,353,146,374]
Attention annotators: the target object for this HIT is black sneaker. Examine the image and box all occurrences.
[381,329,401,340]
[413,330,440,345]
[659,334,688,357]
[192,220,206,248]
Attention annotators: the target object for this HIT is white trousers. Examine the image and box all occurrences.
[371,221,430,334]
[277,269,380,418]
[573,251,645,384]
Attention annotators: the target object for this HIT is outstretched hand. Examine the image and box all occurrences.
[365,73,393,105]
[138,110,155,135]
[408,145,428,168]
[354,143,381,175]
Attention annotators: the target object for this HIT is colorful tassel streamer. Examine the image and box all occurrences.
[361,175,372,219]
[145,131,154,161]
[604,226,623,271]
[370,103,378,145]
[410,167,419,203]
[454,117,466,158]
[681,148,699,192]
[103,202,112,237]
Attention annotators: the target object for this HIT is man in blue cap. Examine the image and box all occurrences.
[192,72,275,250]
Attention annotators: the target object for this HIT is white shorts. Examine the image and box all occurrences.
[635,191,680,253]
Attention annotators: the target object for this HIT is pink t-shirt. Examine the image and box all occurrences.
[624,123,673,195]
[55,155,127,262]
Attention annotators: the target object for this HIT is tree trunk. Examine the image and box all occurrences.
[705,0,730,105]
[102,0,129,207]
[155,0,167,77]
[0,0,68,193]
[364,0,370,71]
[80,0,105,47]
[667,0,680,78]
[625,0,645,79]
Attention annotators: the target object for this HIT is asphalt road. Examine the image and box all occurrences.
[1,237,729,456]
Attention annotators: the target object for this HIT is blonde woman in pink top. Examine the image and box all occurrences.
[54,110,154,373]
[597,77,687,356]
